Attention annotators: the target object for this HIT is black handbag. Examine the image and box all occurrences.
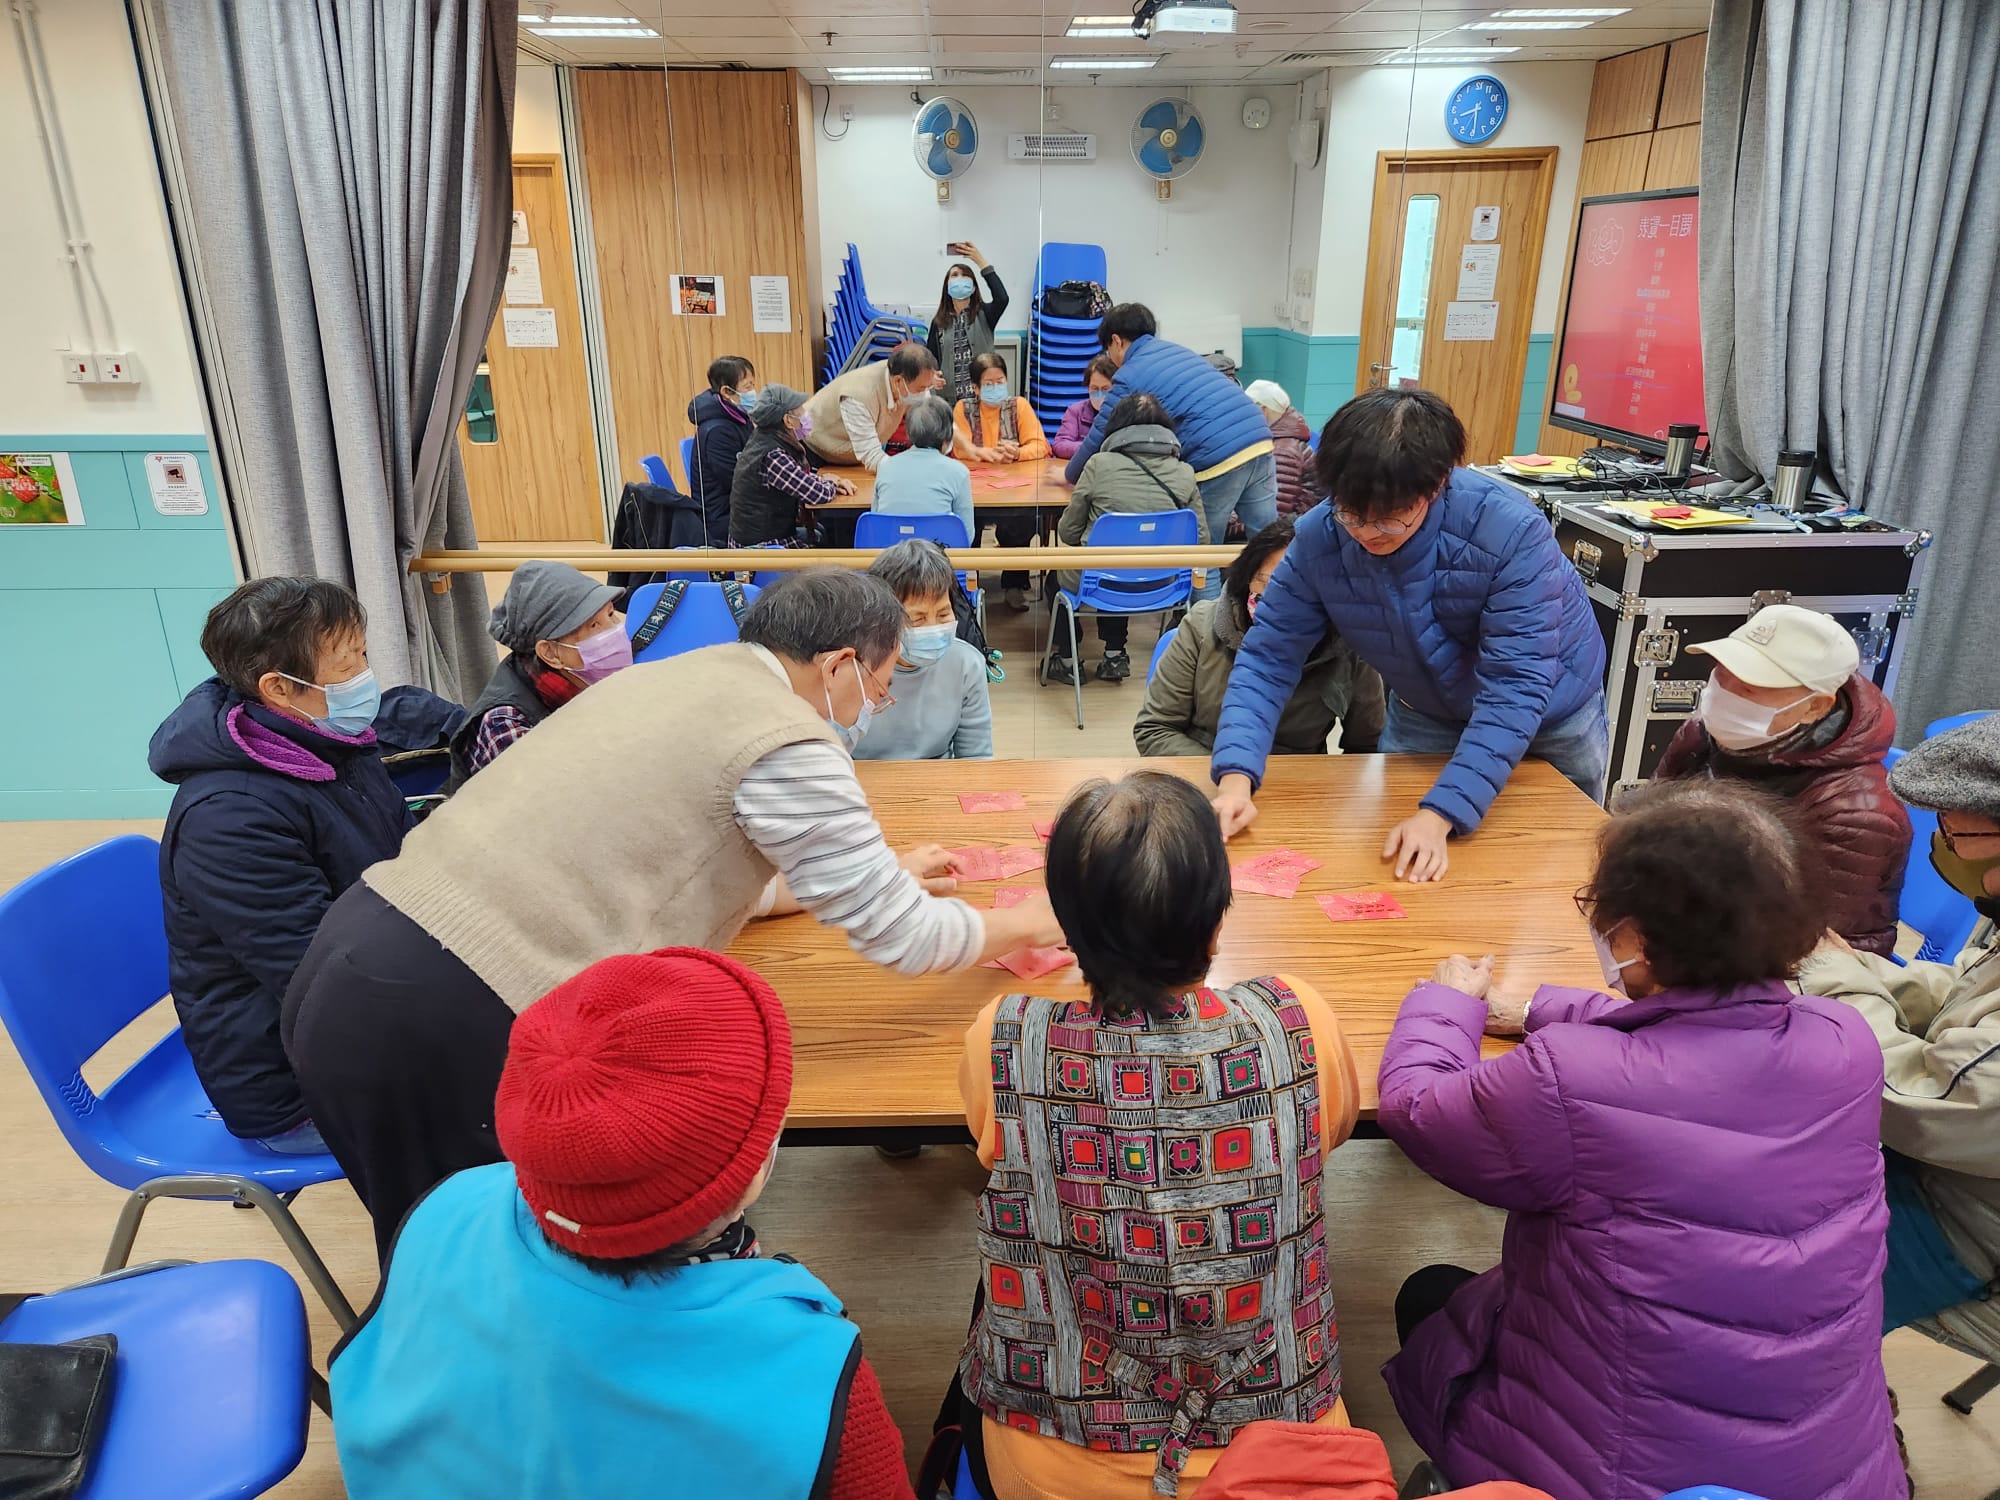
[1040,279,1111,320]
[0,1334,117,1500]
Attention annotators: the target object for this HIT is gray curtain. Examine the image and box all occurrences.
[145,0,516,700]
[1700,0,2000,737]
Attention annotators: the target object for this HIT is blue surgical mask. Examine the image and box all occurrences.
[823,659,878,752]
[901,623,955,666]
[732,385,758,409]
[1088,389,1108,411]
[947,276,976,300]
[980,383,1010,408]
[283,667,381,737]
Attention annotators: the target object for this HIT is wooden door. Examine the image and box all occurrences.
[1355,147,1558,465]
[459,155,604,541]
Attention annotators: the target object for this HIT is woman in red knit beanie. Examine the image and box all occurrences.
[327,947,914,1500]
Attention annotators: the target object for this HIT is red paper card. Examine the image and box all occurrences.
[1317,891,1409,923]
[959,791,1028,814]
[947,846,1006,882]
[997,844,1046,879]
[980,944,1075,979]
[1032,819,1054,841]
[1232,861,1306,898]
[992,886,1036,908]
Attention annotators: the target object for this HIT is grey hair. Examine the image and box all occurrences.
[904,395,955,452]
[739,568,906,669]
[868,538,957,604]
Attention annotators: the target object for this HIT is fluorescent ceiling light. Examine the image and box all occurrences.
[827,66,934,80]
[1049,55,1160,68]
[1491,7,1630,15]
[1070,13,1137,23]
[1379,46,1520,64]
[526,25,659,37]
[1469,18,1594,28]
[518,14,639,22]
[1068,23,1140,37]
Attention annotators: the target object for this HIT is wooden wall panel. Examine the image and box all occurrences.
[1577,133,1656,199]
[1658,33,1707,129]
[1645,124,1702,190]
[1584,44,1666,140]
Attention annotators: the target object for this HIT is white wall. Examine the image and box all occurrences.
[1311,61,1594,337]
[514,59,563,153]
[813,82,1308,352]
[0,0,204,433]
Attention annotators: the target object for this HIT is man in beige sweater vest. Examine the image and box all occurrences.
[802,342,942,472]
[281,571,1060,1257]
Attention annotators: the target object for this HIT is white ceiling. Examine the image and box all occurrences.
[518,0,1709,83]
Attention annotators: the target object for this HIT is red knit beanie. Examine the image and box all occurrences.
[496,947,793,1260]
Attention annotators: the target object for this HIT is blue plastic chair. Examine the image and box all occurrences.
[0,1260,309,1498]
[1043,509,1201,728]
[640,453,672,488]
[954,1450,979,1499]
[1148,630,1175,682]
[623,579,762,664]
[680,436,698,492]
[1662,1490,1771,1500]
[1036,241,1107,290]
[855,511,970,550]
[1926,709,1994,739]
[0,836,357,1328]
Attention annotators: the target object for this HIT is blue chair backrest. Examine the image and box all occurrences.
[1077,509,1201,612]
[679,436,697,491]
[623,580,762,663]
[855,512,971,549]
[1037,242,1107,291]
[1662,1490,1772,1500]
[1926,709,1994,739]
[1308,424,1322,452]
[0,836,167,1136]
[640,454,672,488]
[1148,632,1174,682]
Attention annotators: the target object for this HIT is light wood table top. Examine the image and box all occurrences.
[733,754,1607,1142]
[816,455,1072,511]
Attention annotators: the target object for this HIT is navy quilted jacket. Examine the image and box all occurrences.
[1063,334,1272,482]
[1211,468,1604,831]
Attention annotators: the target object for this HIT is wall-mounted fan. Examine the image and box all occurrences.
[1131,97,1205,200]
[913,95,979,201]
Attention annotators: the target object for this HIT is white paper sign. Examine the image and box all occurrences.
[506,248,543,305]
[750,275,792,334]
[1471,205,1500,241]
[671,275,724,317]
[1443,301,1500,342]
[502,307,559,347]
[143,452,208,516]
[1455,244,1501,301]
[511,210,529,245]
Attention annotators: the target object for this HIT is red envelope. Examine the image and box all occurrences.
[997,844,1046,879]
[984,476,1034,490]
[959,791,1028,814]
[1317,891,1410,923]
[980,944,1075,979]
[992,886,1036,908]
[1252,847,1322,878]
[1232,857,1308,898]
[1032,819,1054,841]
[948,846,1006,882]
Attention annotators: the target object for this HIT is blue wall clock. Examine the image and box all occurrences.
[1445,74,1508,145]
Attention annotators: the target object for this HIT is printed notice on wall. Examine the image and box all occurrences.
[750,275,791,334]
[502,307,559,348]
[0,452,82,525]
[1471,205,1500,241]
[1443,301,1500,342]
[144,452,209,516]
[671,275,724,317]
[505,248,544,305]
[511,210,530,245]
[1455,244,1501,301]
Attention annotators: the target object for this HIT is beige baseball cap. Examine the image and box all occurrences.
[1688,604,1859,694]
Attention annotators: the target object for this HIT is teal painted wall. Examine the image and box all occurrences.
[1241,328,1555,457]
[0,435,234,819]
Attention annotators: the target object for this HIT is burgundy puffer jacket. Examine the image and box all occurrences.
[1654,672,1910,954]
[1271,406,1325,518]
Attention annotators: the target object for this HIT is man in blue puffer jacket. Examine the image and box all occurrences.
[1212,389,1607,883]
[1064,303,1275,600]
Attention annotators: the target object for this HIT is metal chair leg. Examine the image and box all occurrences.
[1943,1361,2000,1414]
[1069,606,1084,729]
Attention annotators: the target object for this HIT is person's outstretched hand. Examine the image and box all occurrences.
[829,475,858,496]
[1483,971,1537,1035]
[1212,774,1259,839]
[1384,808,1453,882]
[900,844,960,896]
[1431,953,1493,999]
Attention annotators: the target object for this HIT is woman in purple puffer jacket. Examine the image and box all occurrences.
[1378,779,1904,1500]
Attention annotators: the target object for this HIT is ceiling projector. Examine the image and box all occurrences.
[1136,0,1238,37]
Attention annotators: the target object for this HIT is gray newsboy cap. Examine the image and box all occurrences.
[488,559,620,653]
[1889,713,2000,820]
[751,384,809,429]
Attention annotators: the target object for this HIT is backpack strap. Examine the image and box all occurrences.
[720,579,750,627]
[629,580,689,653]
[1133,455,1189,509]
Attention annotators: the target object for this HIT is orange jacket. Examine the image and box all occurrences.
[1197,1423,1554,1500]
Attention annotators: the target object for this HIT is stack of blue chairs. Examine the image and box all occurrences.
[1028,242,1107,428]
[824,243,926,383]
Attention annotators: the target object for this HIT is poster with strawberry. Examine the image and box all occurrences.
[0,453,83,526]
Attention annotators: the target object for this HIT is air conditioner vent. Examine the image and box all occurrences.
[1009,132,1097,162]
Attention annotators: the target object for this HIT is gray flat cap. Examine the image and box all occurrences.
[489,559,620,653]
[751,384,809,429]
[1889,713,2000,819]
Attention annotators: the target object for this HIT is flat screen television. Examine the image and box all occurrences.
[1548,187,1706,457]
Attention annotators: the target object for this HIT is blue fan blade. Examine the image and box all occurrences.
[929,140,956,176]
[1175,113,1204,159]
[955,112,977,154]
[918,102,951,135]
[1139,138,1173,175]
[1139,100,1179,132]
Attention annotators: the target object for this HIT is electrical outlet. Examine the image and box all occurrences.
[58,351,92,384]
[94,353,140,385]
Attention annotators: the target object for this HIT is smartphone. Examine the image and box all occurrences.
[946,241,968,256]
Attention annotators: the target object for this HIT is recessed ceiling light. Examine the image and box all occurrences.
[1490,7,1630,15]
[1378,46,1521,64]
[1049,55,1161,68]
[1467,18,1594,28]
[1067,23,1140,37]
[526,25,657,36]
[1069,13,1137,23]
[827,66,934,81]
[518,14,638,22]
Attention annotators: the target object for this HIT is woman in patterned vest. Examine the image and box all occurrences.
[953,771,1363,1499]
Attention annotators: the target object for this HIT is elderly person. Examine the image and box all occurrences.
[1049,354,1118,460]
[1656,604,1908,955]
[857,540,991,761]
[730,386,857,548]
[1136,517,1381,758]
[952,353,1049,468]
[1212,388,1606,884]
[1797,713,2000,1364]
[282,571,1062,1255]
[1378,780,1901,1500]
[447,561,627,789]
[1244,379,1325,519]
[871,394,975,543]
[802,341,942,473]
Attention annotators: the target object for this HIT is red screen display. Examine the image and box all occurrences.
[1551,192,1705,447]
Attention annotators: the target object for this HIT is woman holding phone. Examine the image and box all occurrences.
[927,242,1009,406]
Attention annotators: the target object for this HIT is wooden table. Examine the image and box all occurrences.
[816,455,1072,511]
[733,754,1607,1146]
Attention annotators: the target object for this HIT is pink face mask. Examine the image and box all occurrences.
[571,621,633,683]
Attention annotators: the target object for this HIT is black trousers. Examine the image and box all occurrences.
[280,883,515,1262]
[976,508,1037,591]
[1044,573,1140,659]
[1396,1263,1479,1346]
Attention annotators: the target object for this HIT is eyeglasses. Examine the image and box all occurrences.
[1333,498,1430,536]
[1938,821,2000,854]
[1572,888,1598,921]
[862,662,897,712]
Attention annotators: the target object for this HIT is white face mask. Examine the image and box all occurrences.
[1700,679,1812,752]
[1590,921,1643,995]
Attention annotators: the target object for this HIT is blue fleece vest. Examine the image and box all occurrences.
[331,1163,861,1499]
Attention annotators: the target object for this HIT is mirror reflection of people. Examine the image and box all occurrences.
[856,541,992,761]
[1050,353,1117,460]
[926,241,1008,406]
[729,387,856,548]
[1211,388,1607,884]
[1655,605,1909,955]
[687,355,757,546]
[802,342,942,473]
[954,352,1048,612]
[870,395,974,542]
[1380,781,1904,1500]
[1243,379,1326,519]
